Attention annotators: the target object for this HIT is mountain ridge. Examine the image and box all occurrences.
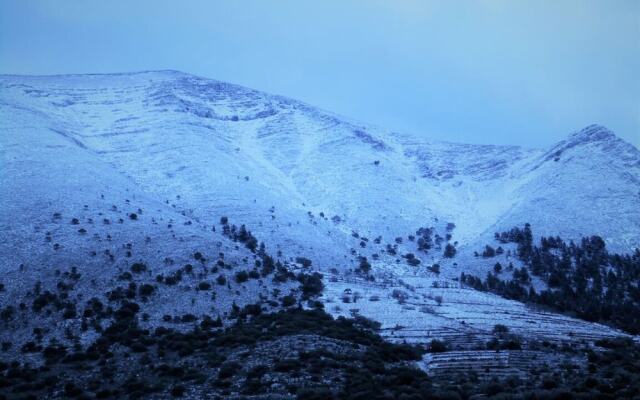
[3,70,636,150]
[1,71,638,261]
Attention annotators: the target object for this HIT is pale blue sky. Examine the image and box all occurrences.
[0,0,638,147]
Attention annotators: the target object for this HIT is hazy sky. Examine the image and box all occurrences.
[0,0,638,147]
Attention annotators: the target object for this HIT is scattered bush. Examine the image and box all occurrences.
[295,257,312,268]
[131,263,147,274]
[493,324,509,334]
[428,339,448,353]
[297,272,324,298]
[282,295,296,307]
[235,271,249,283]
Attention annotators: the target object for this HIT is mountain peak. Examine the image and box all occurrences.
[539,124,640,167]
[566,124,616,145]
[548,124,617,154]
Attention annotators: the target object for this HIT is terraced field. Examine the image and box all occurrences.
[421,350,583,380]
[322,273,629,377]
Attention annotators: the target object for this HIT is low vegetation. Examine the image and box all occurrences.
[464,224,640,334]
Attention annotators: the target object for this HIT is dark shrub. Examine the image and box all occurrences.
[248,269,260,279]
[482,245,496,258]
[62,304,77,319]
[274,358,301,372]
[170,385,185,397]
[0,306,15,322]
[296,257,312,268]
[297,272,324,298]
[64,382,83,397]
[484,382,504,396]
[240,304,262,318]
[131,263,147,274]
[358,257,372,274]
[493,324,509,334]
[428,339,448,353]
[282,295,296,307]
[218,361,241,380]
[201,316,223,329]
[139,284,155,297]
[42,344,67,362]
[428,264,440,274]
[235,271,249,283]
[181,314,197,323]
[443,243,457,258]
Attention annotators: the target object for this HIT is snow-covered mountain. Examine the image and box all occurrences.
[1,70,639,363]
[2,71,637,262]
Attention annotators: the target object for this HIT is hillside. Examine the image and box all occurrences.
[1,70,639,398]
[2,71,638,266]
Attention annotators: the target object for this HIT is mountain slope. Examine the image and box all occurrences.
[2,71,637,265]
[1,71,638,362]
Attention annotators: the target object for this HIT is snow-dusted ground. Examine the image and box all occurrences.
[323,275,626,345]
[1,70,638,372]
[2,71,637,263]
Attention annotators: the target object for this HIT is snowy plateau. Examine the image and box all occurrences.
[1,70,639,399]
